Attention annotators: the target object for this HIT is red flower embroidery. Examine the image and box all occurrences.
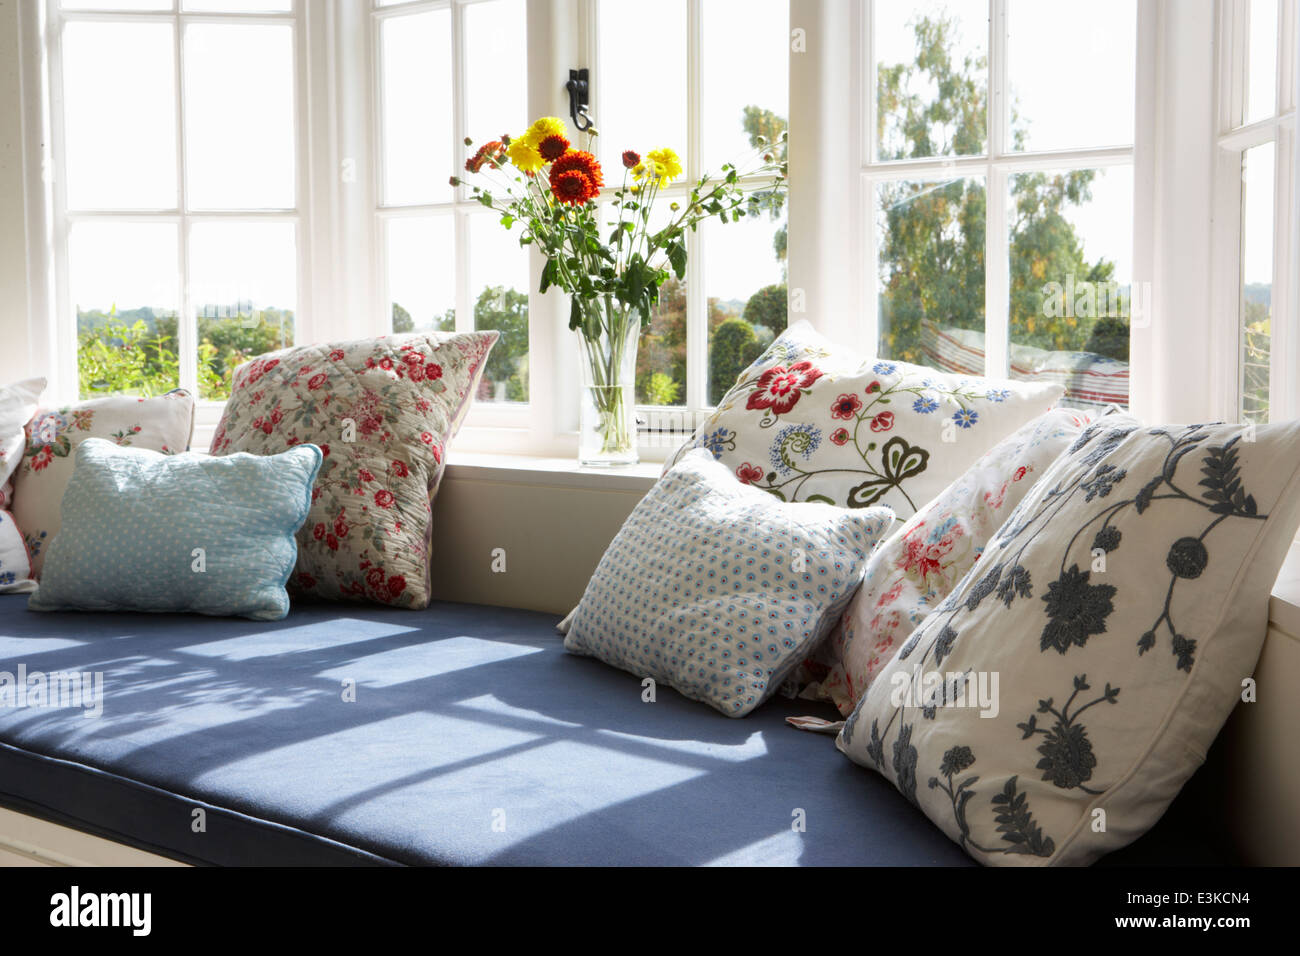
[326,534,339,551]
[830,427,851,446]
[1013,466,1028,481]
[329,349,345,361]
[374,489,395,509]
[386,574,407,598]
[312,522,326,540]
[358,468,375,483]
[866,380,882,395]
[366,567,386,590]
[333,515,349,538]
[297,572,316,589]
[830,393,863,420]
[870,411,894,432]
[308,373,328,391]
[391,460,409,477]
[425,364,443,382]
[745,362,823,415]
[30,446,54,472]
[735,463,764,484]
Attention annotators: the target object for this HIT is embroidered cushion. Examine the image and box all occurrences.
[0,378,45,593]
[209,330,497,609]
[838,416,1300,865]
[565,448,895,717]
[810,407,1091,715]
[30,439,320,621]
[11,390,195,576]
[665,322,1064,519]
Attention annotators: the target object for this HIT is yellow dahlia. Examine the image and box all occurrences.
[508,136,545,174]
[525,116,568,146]
[633,147,682,187]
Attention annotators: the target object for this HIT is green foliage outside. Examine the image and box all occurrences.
[77,307,293,401]
[878,13,1127,366]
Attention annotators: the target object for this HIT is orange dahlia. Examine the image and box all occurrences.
[465,140,506,173]
[548,149,603,205]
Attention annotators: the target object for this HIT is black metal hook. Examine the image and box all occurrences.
[566,68,593,131]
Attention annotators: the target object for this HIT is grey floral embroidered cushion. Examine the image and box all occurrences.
[665,322,1064,519]
[838,415,1300,865]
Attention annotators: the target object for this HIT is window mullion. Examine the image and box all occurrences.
[451,0,470,334]
[984,0,1010,378]
[174,11,197,397]
[685,0,705,411]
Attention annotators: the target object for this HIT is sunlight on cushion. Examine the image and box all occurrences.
[315,636,542,688]
[179,617,417,661]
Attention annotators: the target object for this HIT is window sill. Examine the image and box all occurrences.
[1270,537,1300,638]
[444,451,660,493]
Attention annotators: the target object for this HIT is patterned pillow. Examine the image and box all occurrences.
[565,448,895,717]
[30,439,321,621]
[11,390,195,576]
[665,322,1064,519]
[838,416,1300,865]
[809,407,1092,715]
[0,377,45,593]
[209,330,497,609]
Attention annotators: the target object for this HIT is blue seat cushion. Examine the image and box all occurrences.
[0,596,1225,865]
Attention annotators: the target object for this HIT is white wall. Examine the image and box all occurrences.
[0,0,34,386]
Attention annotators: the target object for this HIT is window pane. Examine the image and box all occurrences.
[190,221,297,401]
[387,216,456,334]
[1008,166,1133,410]
[62,22,177,210]
[464,0,527,145]
[183,1,292,11]
[381,10,453,206]
[876,176,986,365]
[1007,0,1135,151]
[619,201,685,407]
[1246,0,1279,124]
[874,0,987,160]
[469,213,529,403]
[1240,143,1274,423]
[700,0,788,173]
[704,210,788,404]
[597,0,688,175]
[70,222,180,398]
[185,24,296,210]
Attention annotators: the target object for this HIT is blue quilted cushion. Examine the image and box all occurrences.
[565,448,895,716]
[29,438,320,620]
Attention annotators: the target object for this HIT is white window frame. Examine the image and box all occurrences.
[1211,0,1298,423]
[857,0,1138,384]
[36,0,313,431]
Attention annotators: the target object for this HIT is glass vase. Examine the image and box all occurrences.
[576,300,640,467]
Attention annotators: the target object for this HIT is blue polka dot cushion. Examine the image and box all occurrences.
[28,438,321,621]
[565,448,895,717]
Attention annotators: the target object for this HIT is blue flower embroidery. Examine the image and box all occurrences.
[872,361,897,375]
[913,396,939,414]
[698,427,734,459]
[986,388,1010,402]
[953,408,979,429]
[769,423,822,475]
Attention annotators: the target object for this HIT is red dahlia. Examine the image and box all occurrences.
[538,134,570,161]
[548,149,603,205]
[622,150,641,169]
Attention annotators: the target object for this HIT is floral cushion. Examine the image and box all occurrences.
[807,407,1091,715]
[565,448,895,717]
[837,416,1300,865]
[0,378,45,593]
[209,330,497,609]
[665,322,1065,519]
[11,390,195,577]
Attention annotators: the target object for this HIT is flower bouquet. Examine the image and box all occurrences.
[453,116,786,465]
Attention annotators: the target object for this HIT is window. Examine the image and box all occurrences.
[374,0,531,408]
[865,0,1137,410]
[1215,0,1297,424]
[51,0,304,404]
[592,0,789,419]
